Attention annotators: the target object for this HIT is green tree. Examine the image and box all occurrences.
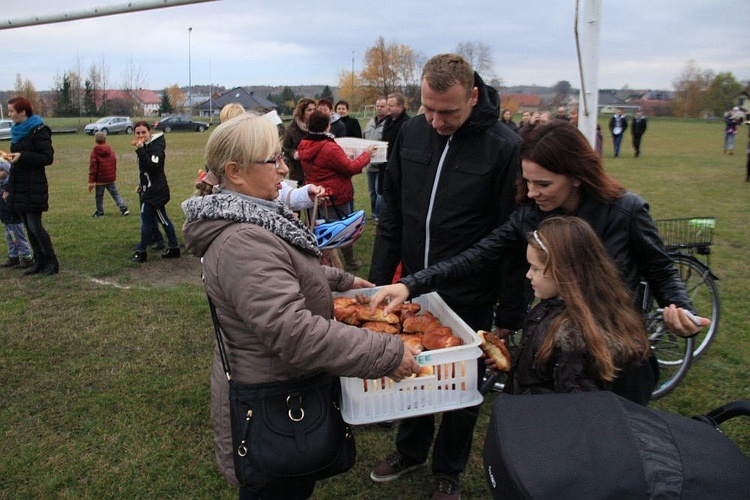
[704,72,742,117]
[54,73,76,117]
[160,88,174,114]
[317,85,334,101]
[83,80,98,116]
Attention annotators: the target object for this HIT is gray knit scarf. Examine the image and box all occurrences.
[182,193,321,256]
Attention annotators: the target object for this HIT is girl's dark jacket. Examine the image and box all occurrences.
[504,298,608,396]
[136,132,170,208]
[7,124,54,213]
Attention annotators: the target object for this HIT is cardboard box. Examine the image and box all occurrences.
[334,288,483,425]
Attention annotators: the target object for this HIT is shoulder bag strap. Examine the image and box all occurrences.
[205,284,232,382]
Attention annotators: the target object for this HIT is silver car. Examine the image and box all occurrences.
[84,116,134,136]
[0,119,12,141]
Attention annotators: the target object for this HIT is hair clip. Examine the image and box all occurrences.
[532,230,548,253]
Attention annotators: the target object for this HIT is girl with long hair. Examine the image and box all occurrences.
[505,216,650,394]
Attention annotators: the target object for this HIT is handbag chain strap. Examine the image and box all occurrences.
[206,290,232,382]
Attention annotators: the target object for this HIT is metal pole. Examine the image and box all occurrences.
[188,27,192,117]
[0,0,219,30]
[576,0,602,149]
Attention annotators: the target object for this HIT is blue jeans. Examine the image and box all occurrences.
[94,183,128,215]
[4,222,32,259]
[366,170,382,219]
[613,133,624,156]
[137,202,178,252]
[724,132,736,151]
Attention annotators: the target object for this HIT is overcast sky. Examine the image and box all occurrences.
[1,0,748,93]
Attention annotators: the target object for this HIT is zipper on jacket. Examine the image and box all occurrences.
[424,135,452,268]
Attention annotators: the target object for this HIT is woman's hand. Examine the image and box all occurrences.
[662,304,710,337]
[7,152,20,164]
[293,150,300,160]
[306,184,326,200]
[387,345,421,382]
[365,145,377,156]
[369,283,410,315]
[350,277,375,289]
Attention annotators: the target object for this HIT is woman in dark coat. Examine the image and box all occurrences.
[131,121,180,262]
[283,98,316,185]
[3,96,58,275]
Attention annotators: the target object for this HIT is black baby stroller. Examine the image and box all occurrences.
[483,392,750,499]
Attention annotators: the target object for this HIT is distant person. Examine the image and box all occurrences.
[555,106,569,121]
[283,98,316,185]
[539,111,554,125]
[317,99,346,137]
[0,158,33,268]
[519,110,540,139]
[88,132,129,217]
[518,110,532,130]
[608,107,628,157]
[3,96,59,275]
[335,100,363,138]
[131,121,180,263]
[500,108,518,133]
[218,102,246,123]
[630,110,648,157]
[363,97,388,221]
[381,92,410,164]
[569,107,578,126]
[723,107,741,155]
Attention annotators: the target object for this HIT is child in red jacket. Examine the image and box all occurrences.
[89,132,129,217]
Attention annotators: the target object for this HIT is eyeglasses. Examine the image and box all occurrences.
[255,154,284,170]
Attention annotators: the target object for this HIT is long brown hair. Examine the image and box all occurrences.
[528,216,650,381]
[517,121,625,204]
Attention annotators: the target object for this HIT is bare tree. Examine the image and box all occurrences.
[121,58,146,116]
[360,36,423,106]
[455,41,497,80]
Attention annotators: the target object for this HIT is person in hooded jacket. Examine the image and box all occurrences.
[88,132,129,217]
[298,109,375,271]
[368,54,522,500]
[3,96,58,275]
[131,121,180,262]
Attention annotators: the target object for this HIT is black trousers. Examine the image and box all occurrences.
[395,303,493,476]
[20,211,57,265]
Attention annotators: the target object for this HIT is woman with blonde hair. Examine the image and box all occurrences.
[182,113,417,499]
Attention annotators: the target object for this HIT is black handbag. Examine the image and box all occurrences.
[206,294,356,491]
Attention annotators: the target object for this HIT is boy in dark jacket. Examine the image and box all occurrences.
[0,159,33,267]
[89,132,129,217]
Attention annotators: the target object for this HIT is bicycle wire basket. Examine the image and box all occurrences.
[655,217,716,251]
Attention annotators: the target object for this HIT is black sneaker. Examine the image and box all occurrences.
[121,209,130,216]
[370,451,422,483]
[0,257,20,268]
[432,475,461,500]
[91,212,103,218]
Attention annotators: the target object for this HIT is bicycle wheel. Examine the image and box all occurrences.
[672,254,720,359]
[647,312,695,400]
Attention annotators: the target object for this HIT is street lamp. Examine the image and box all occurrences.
[188,27,192,117]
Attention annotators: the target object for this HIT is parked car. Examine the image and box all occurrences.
[153,116,209,133]
[84,116,134,136]
[0,119,12,141]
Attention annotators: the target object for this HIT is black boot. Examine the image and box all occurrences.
[161,247,181,259]
[0,257,20,268]
[40,260,60,275]
[23,260,46,275]
[132,250,147,263]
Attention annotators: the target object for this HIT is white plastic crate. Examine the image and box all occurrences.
[334,137,389,164]
[335,289,483,425]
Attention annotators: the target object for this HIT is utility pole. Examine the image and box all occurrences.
[188,26,193,117]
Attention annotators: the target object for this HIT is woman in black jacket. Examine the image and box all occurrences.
[131,121,180,262]
[3,96,58,275]
[371,121,709,404]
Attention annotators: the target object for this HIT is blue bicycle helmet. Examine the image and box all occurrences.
[314,210,366,250]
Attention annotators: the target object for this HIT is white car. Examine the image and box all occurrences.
[84,116,134,136]
[0,119,12,141]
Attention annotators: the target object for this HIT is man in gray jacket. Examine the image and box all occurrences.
[362,97,388,220]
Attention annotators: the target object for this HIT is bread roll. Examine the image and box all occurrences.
[362,321,400,334]
[477,330,512,372]
[402,312,439,333]
[355,305,400,325]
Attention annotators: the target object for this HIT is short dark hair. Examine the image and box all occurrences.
[307,110,330,133]
[317,99,333,110]
[335,100,349,110]
[134,120,151,131]
[8,96,33,116]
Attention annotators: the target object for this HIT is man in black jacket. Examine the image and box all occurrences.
[368,54,521,500]
[631,110,648,157]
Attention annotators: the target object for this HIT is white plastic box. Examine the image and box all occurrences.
[334,137,389,164]
[334,289,483,425]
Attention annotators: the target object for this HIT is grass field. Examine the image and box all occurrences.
[0,117,748,499]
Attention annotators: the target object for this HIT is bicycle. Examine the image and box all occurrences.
[643,216,720,399]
